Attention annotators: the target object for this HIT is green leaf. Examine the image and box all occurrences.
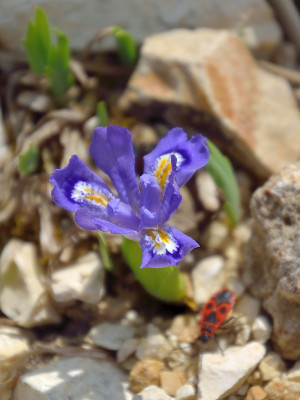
[97,101,109,126]
[121,237,186,303]
[111,26,137,66]
[23,6,52,74]
[206,140,241,227]
[18,143,40,175]
[98,232,114,271]
[45,29,74,97]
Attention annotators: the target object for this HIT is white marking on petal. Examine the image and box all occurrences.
[71,181,111,207]
[145,228,178,255]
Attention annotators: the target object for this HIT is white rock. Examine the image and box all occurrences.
[89,322,135,351]
[117,338,141,363]
[51,251,105,304]
[175,383,196,400]
[136,324,173,360]
[1,0,281,57]
[13,357,130,400]
[196,170,220,212]
[0,326,31,382]
[133,385,174,400]
[252,315,272,343]
[204,221,229,251]
[198,342,266,400]
[0,239,61,327]
[191,256,225,305]
[17,91,53,113]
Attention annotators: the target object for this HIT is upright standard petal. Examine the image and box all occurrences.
[143,127,209,187]
[50,155,114,217]
[139,171,182,230]
[90,126,140,210]
[139,226,199,268]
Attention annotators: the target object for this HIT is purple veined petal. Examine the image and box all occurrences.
[143,127,210,187]
[75,208,140,239]
[139,226,199,268]
[107,198,140,231]
[90,125,140,210]
[49,155,114,217]
[139,172,182,230]
[139,174,161,228]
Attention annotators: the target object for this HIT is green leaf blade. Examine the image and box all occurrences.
[18,143,40,175]
[23,6,51,74]
[121,237,186,303]
[111,26,137,66]
[206,140,241,227]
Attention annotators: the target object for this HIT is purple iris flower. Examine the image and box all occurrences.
[50,125,209,268]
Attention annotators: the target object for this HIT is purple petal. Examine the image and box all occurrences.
[49,155,114,217]
[107,198,140,231]
[139,172,182,230]
[90,126,140,210]
[139,226,199,268]
[143,127,209,187]
[75,208,140,239]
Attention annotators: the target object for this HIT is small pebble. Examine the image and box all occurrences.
[129,359,163,393]
[252,315,272,344]
[89,322,135,351]
[136,325,172,360]
[175,383,196,400]
[286,360,300,382]
[117,338,141,363]
[160,370,186,396]
[195,170,220,212]
[191,255,225,305]
[204,221,229,250]
[264,379,300,400]
[259,352,286,381]
[133,385,173,400]
[246,385,267,400]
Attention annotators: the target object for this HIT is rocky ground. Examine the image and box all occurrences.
[1,2,300,400]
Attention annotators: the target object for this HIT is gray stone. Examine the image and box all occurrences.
[244,161,300,359]
[12,356,132,400]
[1,0,281,57]
[89,322,135,351]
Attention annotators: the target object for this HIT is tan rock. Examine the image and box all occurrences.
[264,379,300,400]
[129,359,163,393]
[0,239,61,327]
[160,370,186,396]
[259,352,286,381]
[119,29,300,179]
[246,385,267,400]
[286,360,300,383]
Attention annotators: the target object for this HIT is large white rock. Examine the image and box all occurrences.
[0,0,281,57]
[198,342,266,400]
[12,356,132,400]
[0,239,61,327]
[51,251,105,304]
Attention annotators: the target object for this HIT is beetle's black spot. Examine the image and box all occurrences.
[219,306,228,314]
[205,311,217,324]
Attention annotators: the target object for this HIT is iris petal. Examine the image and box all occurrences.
[90,126,140,210]
[143,127,209,187]
[139,226,199,268]
[50,155,114,217]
